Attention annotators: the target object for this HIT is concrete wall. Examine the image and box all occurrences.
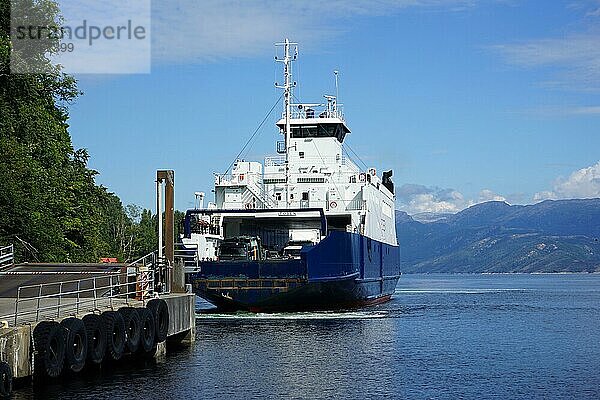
[0,325,31,379]
[164,293,195,338]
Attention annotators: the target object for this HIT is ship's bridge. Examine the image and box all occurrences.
[276,99,350,143]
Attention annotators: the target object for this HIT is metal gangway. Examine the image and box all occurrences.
[0,249,173,327]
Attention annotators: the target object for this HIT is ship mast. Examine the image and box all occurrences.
[275,38,297,207]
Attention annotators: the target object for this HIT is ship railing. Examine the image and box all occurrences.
[264,156,286,167]
[189,224,221,236]
[214,173,257,186]
[284,103,345,120]
[341,157,360,173]
[0,265,155,327]
[264,155,357,170]
[0,244,14,269]
[244,181,278,209]
[346,199,366,211]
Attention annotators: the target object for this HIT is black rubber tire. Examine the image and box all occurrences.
[137,307,156,354]
[60,317,88,373]
[0,362,12,398]
[33,321,65,378]
[82,313,106,365]
[119,307,142,353]
[102,311,126,361]
[147,299,169,343]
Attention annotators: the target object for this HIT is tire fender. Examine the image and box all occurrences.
[61,317,88,373]
[137,307,156,355]
[147,299,169,343]
[82,313,106,365]
[102,311,126,361]
[33,321,66,378]
[119,307,142,353]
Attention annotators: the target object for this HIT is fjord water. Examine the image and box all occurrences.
[17,274,600,399]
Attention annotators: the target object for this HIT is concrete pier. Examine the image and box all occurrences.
[0,292,195,380]
[0,170,195,394]
[0,259,196,390]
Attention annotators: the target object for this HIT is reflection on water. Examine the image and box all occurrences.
[13,274,600,399]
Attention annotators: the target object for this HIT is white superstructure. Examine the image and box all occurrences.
[184,39,398,261]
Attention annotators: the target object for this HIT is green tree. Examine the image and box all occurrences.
[0,0,160,262]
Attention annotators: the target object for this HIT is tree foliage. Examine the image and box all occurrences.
[0,0,157,262]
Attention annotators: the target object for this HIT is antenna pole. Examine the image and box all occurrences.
[284,39,291,207]
[334,70,339,108]
[275,38,297,207]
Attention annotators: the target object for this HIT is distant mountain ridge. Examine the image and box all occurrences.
[396,199,600,273]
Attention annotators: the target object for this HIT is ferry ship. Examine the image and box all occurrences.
[183,39,400,311]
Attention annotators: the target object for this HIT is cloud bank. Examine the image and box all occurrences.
[396,184,509,214]
[398,161,600,215]
[396,184,470,214]
[151,0,479,64]
[534,161,600,201]
[492,33,600,91]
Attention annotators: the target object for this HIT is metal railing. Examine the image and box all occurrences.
[347,199,366,211]
[128,251,157,270]
[285,103,345,120]
[0,244,14,268]
[0,266,155,326]
[175,243,200,273]
[264,155,358,172]
[264,155,285,167]
[128,250,172,295]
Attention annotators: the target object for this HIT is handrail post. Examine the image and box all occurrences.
[57,282,63,318]
[93,276,97,310]
[14,287,21,326]
[126,268,130,305]
[36,284,42,322]
[76,280,81,315]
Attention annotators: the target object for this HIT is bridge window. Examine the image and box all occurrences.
[290,124,347,142]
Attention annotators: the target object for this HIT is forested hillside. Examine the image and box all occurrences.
[397,200,600,273]
[0,0,156,262]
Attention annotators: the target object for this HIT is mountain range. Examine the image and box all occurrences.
[396,199,600,273]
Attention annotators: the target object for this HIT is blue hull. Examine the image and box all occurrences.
[187,231,401,311]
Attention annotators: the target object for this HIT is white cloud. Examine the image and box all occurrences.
[478,189,506,202]
[520,105,600,117]
[569,0,600,17]
[566,106,600,115]
[151,0,479,64]
[405,192,467,214]
[397,184,511,215]
[492,33,600,91]
[534,161,600,201]
[397,184,473,214]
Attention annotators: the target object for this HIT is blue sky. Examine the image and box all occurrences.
[66,0,600,214]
